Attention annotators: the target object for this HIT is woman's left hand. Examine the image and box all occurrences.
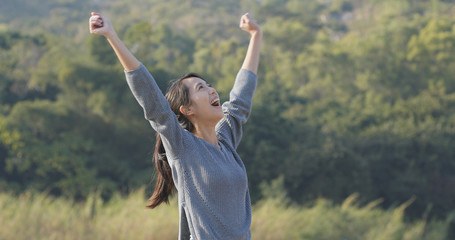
[89,12,115,38]
[239,13,262,36]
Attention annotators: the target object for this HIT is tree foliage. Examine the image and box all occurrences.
[1,1,455,229]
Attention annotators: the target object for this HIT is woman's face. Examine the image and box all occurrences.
[182,77,224,124]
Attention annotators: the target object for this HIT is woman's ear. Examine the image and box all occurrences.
[180,105,193,116]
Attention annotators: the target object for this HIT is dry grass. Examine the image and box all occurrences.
[0,190,449,240]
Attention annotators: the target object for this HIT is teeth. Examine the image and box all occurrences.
[211,98,220,106]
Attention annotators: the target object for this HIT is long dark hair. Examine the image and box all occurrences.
[146,73,203,209]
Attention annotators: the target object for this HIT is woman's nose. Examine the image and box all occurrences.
[209,87,216,94]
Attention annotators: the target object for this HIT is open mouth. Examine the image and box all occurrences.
[210,98,220,107]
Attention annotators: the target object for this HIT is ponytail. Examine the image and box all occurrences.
[146,133,174,209]
[146,72,201,209]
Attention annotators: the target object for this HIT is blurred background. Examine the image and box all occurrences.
[1,0,455,239]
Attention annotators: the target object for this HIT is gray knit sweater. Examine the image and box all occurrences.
[125,64,257,240]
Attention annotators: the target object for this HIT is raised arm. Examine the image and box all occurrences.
[215,14,261,148]
[239,13,262,74]
[89,12,140,71]
[89,12,187,159]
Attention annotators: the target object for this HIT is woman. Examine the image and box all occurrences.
[89,11,262,240]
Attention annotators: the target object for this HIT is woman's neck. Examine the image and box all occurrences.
[192,124,219,148]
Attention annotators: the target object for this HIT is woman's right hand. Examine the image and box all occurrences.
[89,12,115,38]
[239,13,262,36]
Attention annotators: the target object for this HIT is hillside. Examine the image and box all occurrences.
[1,1,455,231]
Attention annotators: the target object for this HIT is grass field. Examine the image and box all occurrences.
[0,189,450,240]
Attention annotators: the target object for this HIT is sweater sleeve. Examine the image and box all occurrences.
[216,68,257,148]
[124,64,186,159]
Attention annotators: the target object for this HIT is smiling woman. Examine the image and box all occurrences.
[89,11,262,240]
[180,76,224,135]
